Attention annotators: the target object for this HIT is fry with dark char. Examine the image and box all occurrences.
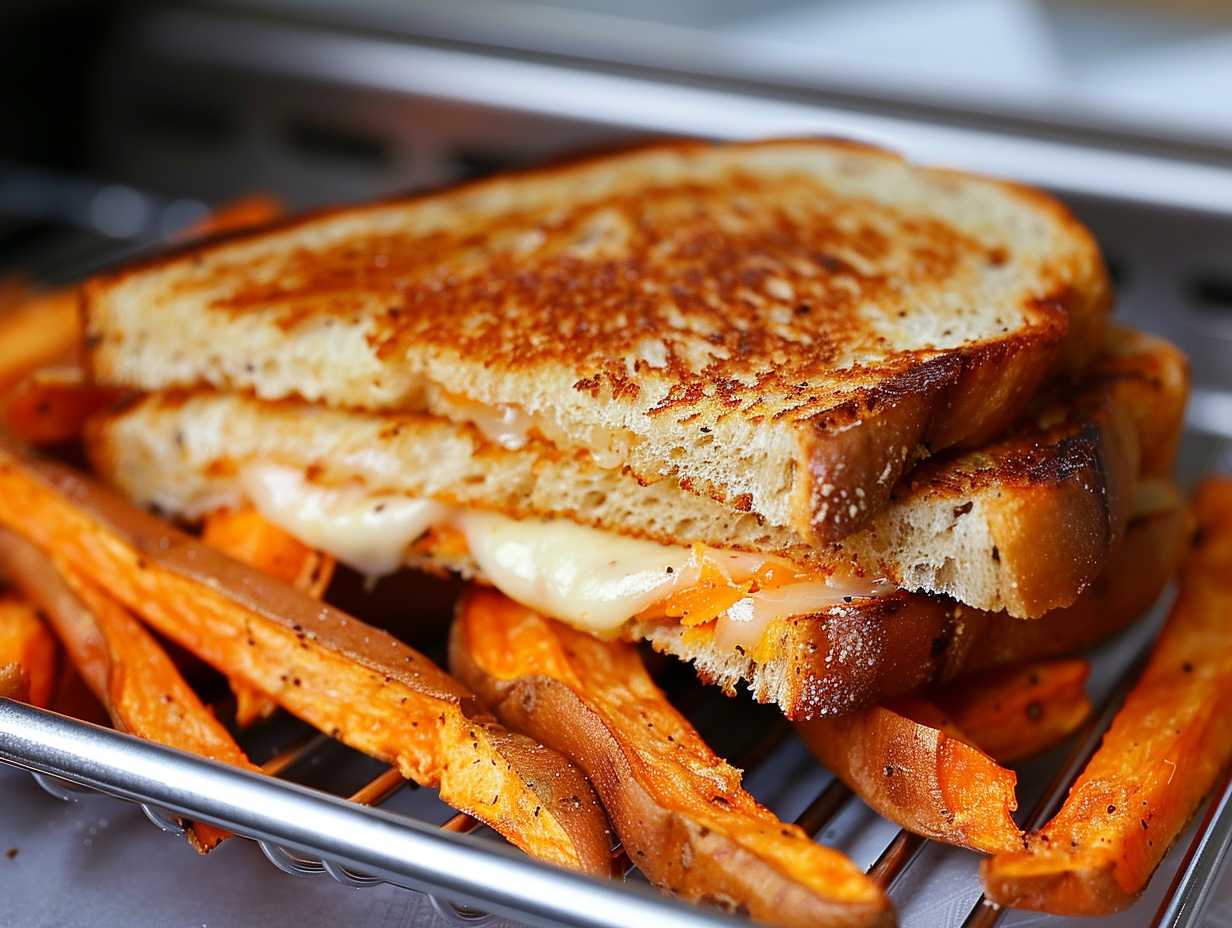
[0,594,57,707]
[797,702,1022,854]
[0,440,611,874]
[0,527,253,851]
[451,588,893,928]
[982,478,1232,915]
[932,660,1091,765]
[201,507,336,727]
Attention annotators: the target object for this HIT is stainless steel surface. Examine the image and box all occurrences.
[0,161,208,242]
[95,8,1232,216]
[222,0,1232,157]
[1157,771,1232,928]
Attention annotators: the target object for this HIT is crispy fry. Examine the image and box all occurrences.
[2,366,127,445]
[451,588,892,928]
[0,594,58,707]
[933,660,1091,764]
[202,507,336,726]
[797,702,1022,854]
[982,479,1232,915]
[0,442,611,874]
[0,527,255,851]
[0,662,27,700]
[796,660,1090,853]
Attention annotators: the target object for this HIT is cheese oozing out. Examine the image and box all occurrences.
[240,464,889,647]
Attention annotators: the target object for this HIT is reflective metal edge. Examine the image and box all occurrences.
[0,699,746,928]
[134,8,1232,218]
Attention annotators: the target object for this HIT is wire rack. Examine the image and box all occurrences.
[2,600,1231,928]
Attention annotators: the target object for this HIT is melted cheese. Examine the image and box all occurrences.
[241,465,450,577]
[238,466,889,645]
[458,510,691,636]
[437,393,536,451]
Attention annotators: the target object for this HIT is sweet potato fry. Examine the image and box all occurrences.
[451,588,892,928]
[0,526,255,851]
[49,661,110,725]
[180,194,281,239]
[0,662,25,700]
[0,441,611,874]
[0,287,79,394]
[932,660,1092,764]
[797,701,1022,854]
[202,507,336,726]
[982,478,1232,915]
[2,366,127,445]
[0,594,57,707]
[0,661,28,700]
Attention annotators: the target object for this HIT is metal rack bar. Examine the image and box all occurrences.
[869,831,927,890]
[1154,764,1232,928]
[0,699,746,928]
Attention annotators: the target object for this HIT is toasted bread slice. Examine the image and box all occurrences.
[83,138,1110,543]
[86,327,1185,618]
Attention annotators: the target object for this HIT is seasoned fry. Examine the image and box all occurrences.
[0,441,611,874]
[932,660,1092,764]
[982,478,1232,915]
[202,507,336,726]
[797,702,1022,854]
[0,662,27,700]
[451,588,892,928]
[0,594,57,707]
[2,366,126,445]
[0,527,255,852]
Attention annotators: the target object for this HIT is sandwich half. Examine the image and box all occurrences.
[82,138,1111,545]
[86,325,1188,718]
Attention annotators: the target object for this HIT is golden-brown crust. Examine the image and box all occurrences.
[843,325,1187,617]
[83,136,1111,543]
